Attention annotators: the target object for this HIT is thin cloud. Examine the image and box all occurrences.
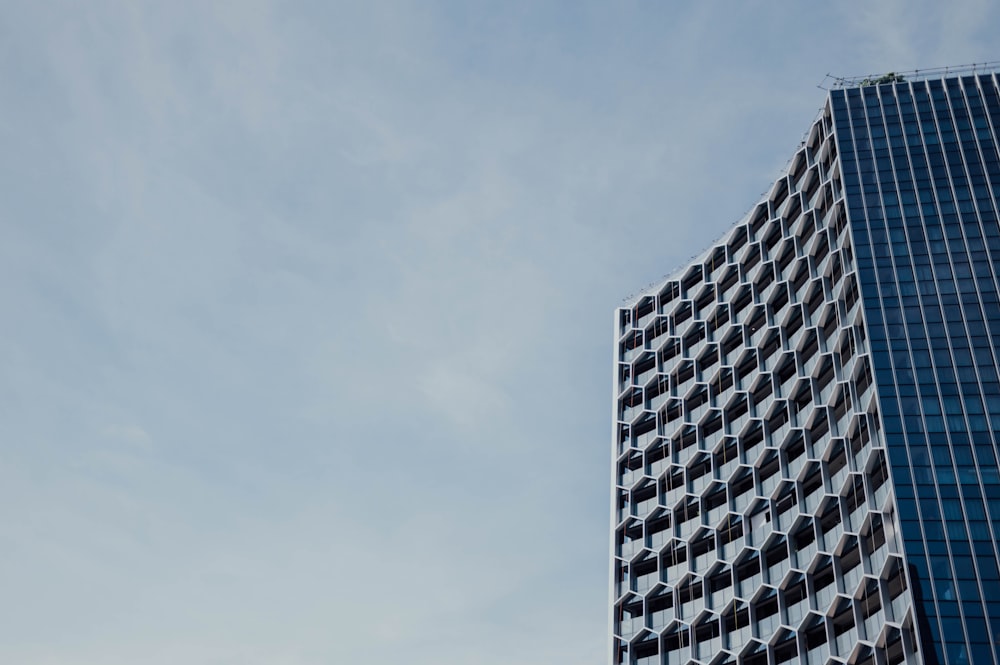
[101,424,154,450]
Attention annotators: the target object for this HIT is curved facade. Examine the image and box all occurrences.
[611,70,1000,665]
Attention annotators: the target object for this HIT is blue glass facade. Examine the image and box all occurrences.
[832,73,1000,665]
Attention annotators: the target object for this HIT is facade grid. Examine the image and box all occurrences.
[610,70,1000,665]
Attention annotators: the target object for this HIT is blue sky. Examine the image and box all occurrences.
[0,2,997,663]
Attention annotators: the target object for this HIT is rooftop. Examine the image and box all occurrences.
[821,60,1000,89]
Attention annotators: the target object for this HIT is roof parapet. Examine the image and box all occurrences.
[820,60,1000,90]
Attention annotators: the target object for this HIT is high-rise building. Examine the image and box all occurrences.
[610,67,1000,665]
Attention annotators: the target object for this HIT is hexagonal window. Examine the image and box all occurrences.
[705,300,732,332]
[772,628,798,664]
[663,464,686,505]
[731,282,753,316]
[883,558,909,626]
[799,461,824,510]
[830,597,857,658]
[705,563,732,610]
[783,306,806,344]
[817,303,838,340]
[855,438,884,476]
[727,395,754,438]
[658,339,682,375]
[674,496,702,540]
[660,540,688,585]
[836,541,864,596]
[616,595,645,640]
[747,368,772,400]
[631,480,658,520]
[661,398,683,430]
[745,499,772,549]
[674,425,699,462]
[841,474,867,534]
[772,481,797,528]
[789,519,818,571]
[631,556,659,595]
[775,237,796,271]
[857,577,883,639]
[733,550,762,600]
[618,520,646,561]
[757,323,781,357]
[867,450,890,501]
[646,512,671,553]
[685,452,712,494]
[772,350,797,388]
[796,327,819,362]
[861,515,888,569]
[702,479,727,515]
[689,531,716,574]
[804,272,825,300]
[720,331,744,368]
[727,465,752,511]
[815,497,843,554]
[661,621,691,661]
[718,513,745,560]
[822,437,849,489]
[787,258,810,293]
[781,576,809,628]
[789,376,813,413]
[693,614,723,661]
[811,356,835,396]
[644,438,669,478]
[712,441,740,484]
[720,601,751,653]
[675,590,705,624]
[646,585,673,631]
[766,282,791,317]
[800,612,828,659]
[753,588,781,640]
[765,407,791,449]
[683,319,707,352]
[762,535,790,585]
[671,360,696,393]
[698,409,723,442]
[658,281,680,310]
[734,350,759,390]
[683,383,710,420]
[695,338,720,368]
[810,560,837,614]
[690,277,713,306]
[672,297,694,327]
[710,363,736,398]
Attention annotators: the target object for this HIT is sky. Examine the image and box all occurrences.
[0,2,997,664]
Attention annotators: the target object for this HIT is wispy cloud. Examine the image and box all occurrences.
[101,423,154,449]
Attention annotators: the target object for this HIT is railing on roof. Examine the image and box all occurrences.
[820,61,1000,90]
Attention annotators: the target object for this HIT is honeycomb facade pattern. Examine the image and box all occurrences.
[611,71,1000,665]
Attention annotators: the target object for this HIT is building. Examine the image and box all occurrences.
[610,66,1000,665]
